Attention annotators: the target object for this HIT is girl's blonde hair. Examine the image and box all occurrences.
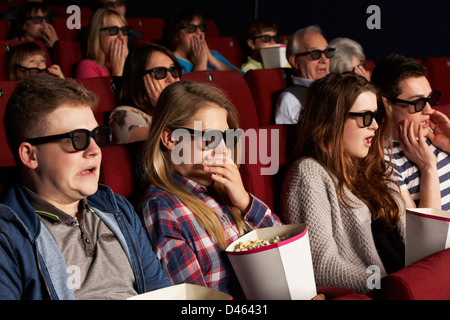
[142,81,250,249]
[86,8,127,62]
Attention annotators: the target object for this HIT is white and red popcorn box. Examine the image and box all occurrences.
[225,224,317,300]
[260,44,289,69]
[127,283,232,300]
[406,208,450,265]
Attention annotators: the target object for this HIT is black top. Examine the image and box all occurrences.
[371,217,405,274]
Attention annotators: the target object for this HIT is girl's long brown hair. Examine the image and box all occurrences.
[142,81,250,249]
[293,72,403,228]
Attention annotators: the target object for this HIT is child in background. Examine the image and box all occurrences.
[5,42,64,80]
[241,18,280,73]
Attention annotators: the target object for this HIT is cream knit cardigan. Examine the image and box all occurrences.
[282,157,405,294]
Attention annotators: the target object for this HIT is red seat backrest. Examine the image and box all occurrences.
[182,70,259,129]
[99,142,145,205]
[239,124,296,219]
[0,80,18,168]
[52,17,89,41]
[245,68,289,126]
[53,39,83,78]
[127,17,164,43]
[206,37,242,68]
[424,57,450,105]
[434,103,450,118]
[0,19,10,40]
[365,59,376,71]
[75,76,116,126]
[204,19,220,38]
[47,5,93,20]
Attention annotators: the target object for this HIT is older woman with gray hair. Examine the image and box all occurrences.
[328,37,371,80]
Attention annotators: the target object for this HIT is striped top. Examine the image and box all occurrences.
[387,138,450,211]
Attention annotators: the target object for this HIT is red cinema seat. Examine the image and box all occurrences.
[53,17,89,41]
[182,70,259,129]
[369,248,450,300]
[99,142,145,205]
[245,68,289,126]
[206,37,242,69]
[47,5,92,20]
[0,20,10,40]
[434,103,450,118]
[127,17,164,43]
[75,76,116,126]
[53,40,83,78]
[0,80,18,194]
[0,80,18,168]
[424,57,450,105]
[238,124,297,216]
[365,59,376,71]
[203,19,220,38]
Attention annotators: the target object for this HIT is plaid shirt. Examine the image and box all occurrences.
[140,173,282,296]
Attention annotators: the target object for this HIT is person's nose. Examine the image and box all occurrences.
[370,117,380,131]
[423,102,434,115]
[84,137,101,157]
[211,139,227,157]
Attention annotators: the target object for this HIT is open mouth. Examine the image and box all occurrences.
[78,166,97,176]
[364,136,374,146]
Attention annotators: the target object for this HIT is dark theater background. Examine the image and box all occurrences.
[44,0,449,63]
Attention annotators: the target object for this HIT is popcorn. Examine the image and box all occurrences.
[232,235,290,252]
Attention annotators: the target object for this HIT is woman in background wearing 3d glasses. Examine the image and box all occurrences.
[139,81,282,297]
[162,9,241,74]
[108,44,182,144]
[11,2,59,50]
[75,8,130,79]
[282,72,405,294]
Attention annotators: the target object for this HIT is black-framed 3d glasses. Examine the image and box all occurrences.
[252,34,281,43]
[295,48,336,60]
[16,64,48,75]
[181,23,209,34]
[24,127,112,151]
[144,66,182,80]
[100,26,132,36]
[172,127,242,150]
[348,110,386,127]
[26,15,52,24]
[389,91,441,113]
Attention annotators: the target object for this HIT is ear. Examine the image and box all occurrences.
[288,54,298,69]
[160,127,176,151]
[247,39,256,50]
[18,142,38,170]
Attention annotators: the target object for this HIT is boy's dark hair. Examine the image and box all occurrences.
[4,74,98,164]
[162,8,203,51]
[371,54,427,99]
[246,18,277,40]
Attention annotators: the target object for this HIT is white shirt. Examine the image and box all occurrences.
[275,76,314,124]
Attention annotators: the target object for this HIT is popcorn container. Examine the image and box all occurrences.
[260,44,289,69]
[127,283,232,300]
[225,224,317,300]
[406,208,450,265]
